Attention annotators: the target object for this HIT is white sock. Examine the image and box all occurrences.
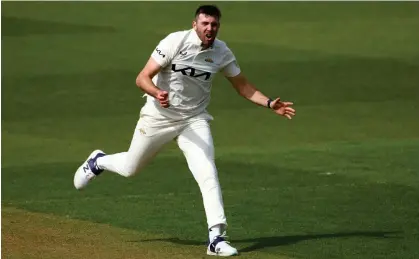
[209,224,224,241]
[96,157,104,170]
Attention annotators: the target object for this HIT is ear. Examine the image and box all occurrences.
[192,20,197,30]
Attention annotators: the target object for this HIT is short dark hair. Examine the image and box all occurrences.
[195,5,221,20]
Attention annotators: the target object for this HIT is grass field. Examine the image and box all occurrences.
[2,2,419,259]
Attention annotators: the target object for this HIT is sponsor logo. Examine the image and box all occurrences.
[205,57,214,63]
[179,51,187,56]
[171,64,211,80]
[82,164,90,173]
[155,48,165,58]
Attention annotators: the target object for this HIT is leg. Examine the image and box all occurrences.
[177,119,226,229]
[177,120,238,256]
[74,117,178,189]
[97,119,177,177]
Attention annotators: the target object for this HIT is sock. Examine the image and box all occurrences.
[96,157,104,170]
[209,224,223,241]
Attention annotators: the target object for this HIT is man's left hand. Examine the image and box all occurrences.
[269,98,296,119]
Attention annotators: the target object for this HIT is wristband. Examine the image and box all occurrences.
[267,98,273,108]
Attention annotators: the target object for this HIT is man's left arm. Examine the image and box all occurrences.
[226,73,296,119]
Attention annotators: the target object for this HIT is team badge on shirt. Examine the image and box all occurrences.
[205,57,214,63]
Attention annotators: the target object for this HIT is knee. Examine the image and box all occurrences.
[199,174,220,192]
[120,165,141,178]
[122,170,137,178]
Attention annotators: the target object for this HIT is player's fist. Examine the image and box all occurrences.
[156,90,170,108]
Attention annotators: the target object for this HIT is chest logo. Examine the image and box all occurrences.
[172,64,211,81]
[205,57,214,63]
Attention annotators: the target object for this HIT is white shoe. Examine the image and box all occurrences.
[74,150,106,190]
[207,235,238,256]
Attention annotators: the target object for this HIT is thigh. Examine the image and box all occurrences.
[177,119,215,163]
[127,117,179,166]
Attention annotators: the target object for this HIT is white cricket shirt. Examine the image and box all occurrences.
[140,29,241,123]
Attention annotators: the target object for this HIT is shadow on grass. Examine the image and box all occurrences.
[137,231,401,253]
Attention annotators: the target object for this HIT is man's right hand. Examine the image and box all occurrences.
[156,90,170,108]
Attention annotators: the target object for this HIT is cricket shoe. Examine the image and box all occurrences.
[74,150,106,190]
[207,235,238,256]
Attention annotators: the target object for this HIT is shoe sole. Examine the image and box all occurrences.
[206,249,238,256]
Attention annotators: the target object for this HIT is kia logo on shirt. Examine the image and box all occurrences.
[171,64,211,80]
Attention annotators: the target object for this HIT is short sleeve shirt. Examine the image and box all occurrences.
[143,29,241,120]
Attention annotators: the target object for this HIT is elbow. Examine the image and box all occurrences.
[237,89,247,98]
[233,85,246,97]
[136,72,145,88]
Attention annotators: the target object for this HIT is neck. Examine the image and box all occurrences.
[201,42,214,50]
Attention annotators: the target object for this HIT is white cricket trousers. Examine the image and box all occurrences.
[96,115,227,229]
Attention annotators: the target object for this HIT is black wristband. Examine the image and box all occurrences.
[267,98,273,108]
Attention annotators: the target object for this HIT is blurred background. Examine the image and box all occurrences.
[2,2,419,259]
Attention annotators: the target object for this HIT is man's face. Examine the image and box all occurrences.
[193,13,220,48]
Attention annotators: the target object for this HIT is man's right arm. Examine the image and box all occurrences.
[136,57,170,108]
[135,32,180,108]
[136,57,162,97]
[136,31,178,108]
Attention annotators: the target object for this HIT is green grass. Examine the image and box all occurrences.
[2,2,419,259]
